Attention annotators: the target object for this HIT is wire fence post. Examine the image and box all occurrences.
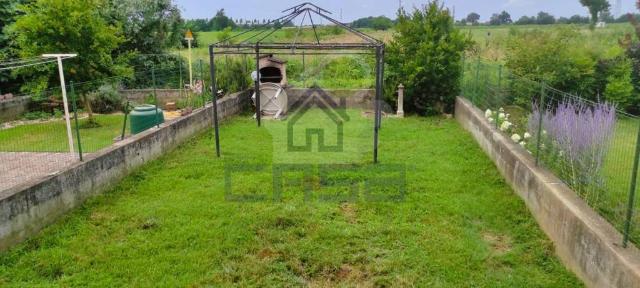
[623,121,640,247]
[474,57,481,104]
[495,65,503,129]
[179,53,184,99]
[70,81,83,161]
[199,59,205,109]
[535,83,546,166]
[121,101,130,140]
[152,65,160,128]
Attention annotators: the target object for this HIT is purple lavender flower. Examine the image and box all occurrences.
[528,100,617,204]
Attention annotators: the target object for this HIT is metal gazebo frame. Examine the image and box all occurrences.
[209,2,385,163]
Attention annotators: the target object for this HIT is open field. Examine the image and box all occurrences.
[0,111,582,286]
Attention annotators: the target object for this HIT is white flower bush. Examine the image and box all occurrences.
[485,109,492,118]
[524,132,531,140]
[500,121,512,132]
[511,134,521,142]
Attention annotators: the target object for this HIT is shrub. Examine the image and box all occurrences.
[505,27,597,105]
[216,57,251,94]
[90,84,123,113]
[385,1,472,115]
[603,57,635,110]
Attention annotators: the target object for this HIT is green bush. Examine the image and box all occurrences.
[216,56,251,94]
[385,1,472,115]
[504,27,597,105]
[601,56,636,110]
[90,84,123,113]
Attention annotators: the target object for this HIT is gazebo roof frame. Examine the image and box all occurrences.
[208,2,386,163]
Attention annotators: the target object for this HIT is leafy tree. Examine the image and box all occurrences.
[466,12,480,25]
[505,28,597,105]
[210,9,235,31]
[515,15,536,25]
[580,0,611,29]
[106,0,183,55]
[185,18,211,32]
[351,16,394,30]
[386,1,472,115]
[490,11,512,25]
[536,11,556,25]
[11,0,130,124]
[569,14,591,24]
[0,0,32,93]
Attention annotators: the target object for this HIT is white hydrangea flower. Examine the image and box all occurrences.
[499,107,505,112]
[485,109,492,118]
[519,141,526,148]
[500,121,512,132]
[498,113,506,120]
[524,132,531,139]
[542,130,547,136]
[511,134,522,142]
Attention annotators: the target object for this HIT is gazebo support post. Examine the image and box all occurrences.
[209,45,221,157]
[255,43,261,127]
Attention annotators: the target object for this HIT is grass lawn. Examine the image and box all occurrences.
[0,110,581,287]
[0,114,128,153]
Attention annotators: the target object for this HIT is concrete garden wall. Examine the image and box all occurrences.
[0,96,31,122]
[0,91,251,250]
[119,89,186,108]
[285,88,375,110]
[455,96,640,288]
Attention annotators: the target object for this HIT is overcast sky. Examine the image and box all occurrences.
[174,0,637,22]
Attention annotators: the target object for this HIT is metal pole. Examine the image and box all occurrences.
[199,59,205,108]
[535,83,546,166]
[496,65,502,129]
[179,53,184,98]
[255,43,261,127]
[70,82,83,161]
[474,57,481,104]
[302,51,306,86]
[209,46,221,157]
[377,45,385,130]
[121,101,130,140]
[152,65,160,128]
[55,57,75,154]
[187,39,193,88]
[623,121,640,247]
[374,45,383,164]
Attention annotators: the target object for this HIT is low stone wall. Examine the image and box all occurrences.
[0,91,251,250]
[0,96,30,122]
[119,89,185,108]
[455,96,640,288]
[285,88,375,110]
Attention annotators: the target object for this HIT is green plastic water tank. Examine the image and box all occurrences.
[130,105,164,134]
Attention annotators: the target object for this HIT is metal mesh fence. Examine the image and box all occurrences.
[0,55,212,193]
[461,58,640,247]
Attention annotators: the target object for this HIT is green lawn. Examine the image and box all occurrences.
[0,110,581,287]
[0,114,128,153]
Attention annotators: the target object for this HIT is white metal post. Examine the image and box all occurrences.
[43,54,77,154]
[187,39,193,87]
[185,30,194,88]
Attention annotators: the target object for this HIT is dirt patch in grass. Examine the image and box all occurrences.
[339,203,358,224]
[483,231,513,256]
